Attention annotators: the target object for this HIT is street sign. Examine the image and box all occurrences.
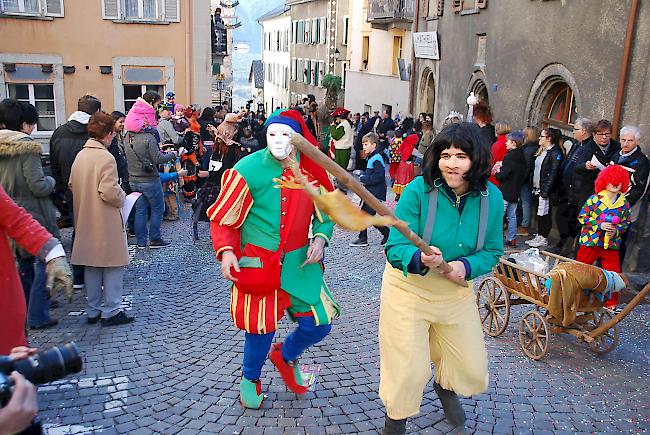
[413,31,439,60]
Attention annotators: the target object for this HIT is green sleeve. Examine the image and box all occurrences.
[463,188,505,279]
[329,125,345,141]
[384,180,423,276]
[312,204,335,245]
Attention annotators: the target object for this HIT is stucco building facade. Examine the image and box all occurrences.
[0,0,211,149]
[259,6,291,113]
[344,0,413,118]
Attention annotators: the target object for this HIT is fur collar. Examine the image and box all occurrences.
[0,130,42,157]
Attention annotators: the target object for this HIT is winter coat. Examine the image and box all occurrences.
[417,130,434,156]
[495,147,527,203]
[521,141,539,183]
[240,136,262,157]
[124,131,176,183]
[50,119,89,202]
[124,98,157,132]
[108,134,130,192]
[0,185,57,354]
[377,117,396,136]
[530,144,564,200]
[157,118,184,146]
[478,124,496,149]
[569,139,621,207]
[330,119,354,150]
[0,130,59,237]
[360,151,387,201]
[559,137,588,195]
[488,134,508,186]
[615,147,650,207]
[69,139,128,267]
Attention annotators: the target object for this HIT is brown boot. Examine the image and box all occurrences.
[517,226,529,236]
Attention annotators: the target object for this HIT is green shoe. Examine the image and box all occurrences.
[239,377,264,409]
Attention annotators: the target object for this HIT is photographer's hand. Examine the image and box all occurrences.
[9,347,38,361]
[0,372,38,435]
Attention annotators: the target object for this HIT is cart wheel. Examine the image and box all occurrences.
[587,310,619,355]
[518,310,550,360]
[476,277,510,337]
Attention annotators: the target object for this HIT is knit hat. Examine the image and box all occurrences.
[506,130,525,144]
[266,109,334,191]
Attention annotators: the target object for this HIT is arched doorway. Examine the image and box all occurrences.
[468,71,490,106]
[526,64,581,135]
[418,67,435,116]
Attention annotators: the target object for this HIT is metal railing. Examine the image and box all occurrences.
[367,0,414,21]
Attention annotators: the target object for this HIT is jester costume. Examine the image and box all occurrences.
[208,110,340,408]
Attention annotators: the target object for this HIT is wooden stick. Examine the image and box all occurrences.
[290,134,469,287]
[588,282,650,338]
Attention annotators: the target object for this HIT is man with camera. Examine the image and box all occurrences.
[0,347,38,435]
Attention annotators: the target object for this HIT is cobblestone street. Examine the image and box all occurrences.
[30,208,650,435]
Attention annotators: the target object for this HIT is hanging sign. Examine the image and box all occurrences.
[413,32,439,60]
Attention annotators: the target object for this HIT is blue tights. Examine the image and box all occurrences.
[242,316,331,381]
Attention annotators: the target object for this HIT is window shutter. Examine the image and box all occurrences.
[164,0,179,22]
[321,17,327,44]
[312,19,317,44]
[102,0,119,19]
[44,0,64,17]
[477,0,487,8]
[452,0,462,12]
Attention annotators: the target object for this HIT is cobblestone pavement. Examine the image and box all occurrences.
[29,200,650,435]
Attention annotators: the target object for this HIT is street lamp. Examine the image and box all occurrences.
[334,48,340,61]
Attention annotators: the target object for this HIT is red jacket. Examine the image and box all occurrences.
[0,185,52,354]
[489,134,508,186]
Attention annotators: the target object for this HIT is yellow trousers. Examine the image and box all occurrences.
[379,263,489,420]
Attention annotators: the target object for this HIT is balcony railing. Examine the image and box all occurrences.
[367,0,414,22]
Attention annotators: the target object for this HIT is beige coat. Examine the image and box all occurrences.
[69,139,127,267]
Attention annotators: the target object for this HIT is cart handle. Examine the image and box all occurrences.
[588,282,650,338]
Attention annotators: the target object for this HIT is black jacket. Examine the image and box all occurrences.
[478,124,496,150]
[615,147,650,206]
[521,141,538,185]
[377,117,396,136]
[530,145,564,199]
[495,147,527,203]
[108,135,130,193]
[50,120,88,200]
[559,137,590,194]
[359,151,387,201]
[570,139,621,206]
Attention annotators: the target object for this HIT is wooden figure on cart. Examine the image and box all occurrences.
[208,109,340,409]
[576,164,631,308]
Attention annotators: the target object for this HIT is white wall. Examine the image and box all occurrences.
[261,14,291,113]
[344,70,409,117]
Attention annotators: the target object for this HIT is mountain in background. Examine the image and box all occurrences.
[233,0,284,54]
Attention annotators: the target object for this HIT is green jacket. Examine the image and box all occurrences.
[0,130,59,238]
[385,177,504,280]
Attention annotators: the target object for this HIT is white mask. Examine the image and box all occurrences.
[266,123,295,160]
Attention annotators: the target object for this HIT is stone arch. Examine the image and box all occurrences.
[418,67,436,115]
[525,63,582,131]
[467,70,489,104]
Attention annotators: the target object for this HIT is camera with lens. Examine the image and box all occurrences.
[141,161,155,173]
[0,342,82,406]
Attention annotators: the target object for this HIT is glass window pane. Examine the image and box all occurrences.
[37,117,56,131]
[549,89,568,122]
[8,84,29,100]
[143,0,156,18]
[3,0,19,12]
[35,100,55,117]
[123,85,142,100]
[34,84,54,99]
[125,100,136,113]
[145,85,163,95]
[123,67,164,83]
[6,65,50,82]
[24,0,38,12]
[125,0,138,17]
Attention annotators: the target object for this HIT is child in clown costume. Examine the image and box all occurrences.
[208,109,340,408]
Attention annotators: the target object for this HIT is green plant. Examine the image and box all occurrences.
[322,74,342,94]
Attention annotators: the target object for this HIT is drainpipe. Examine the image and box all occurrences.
[185,0,192,103]
[408,0,420,115]
[612,0,639,139]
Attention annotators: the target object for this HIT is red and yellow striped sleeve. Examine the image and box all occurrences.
[206,168,254,228]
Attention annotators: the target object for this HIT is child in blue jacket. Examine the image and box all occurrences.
[350,132,390,247]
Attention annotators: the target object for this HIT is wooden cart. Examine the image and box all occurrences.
[476,250,650,360]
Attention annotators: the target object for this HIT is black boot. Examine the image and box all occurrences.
[383,415,407,435]
[433,382,466,428]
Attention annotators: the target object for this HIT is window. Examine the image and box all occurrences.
[305,60,312,85]
[362,36,370,70]
[7,83,56,132]
[102,0,179,22]
[544,83,577,130]
[1,0,64,17]
[313,61,319,87]
[392,36,403,75]
[305,18,311,44]
[343,16,349,45]
[319,61,325,87]
[320,17,327,44]
[124,84,164,112]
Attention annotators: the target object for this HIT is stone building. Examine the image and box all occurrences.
[0,0,211,151]
[287,0,349,105]
[411,0,649,272]
[344,0,414,118]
